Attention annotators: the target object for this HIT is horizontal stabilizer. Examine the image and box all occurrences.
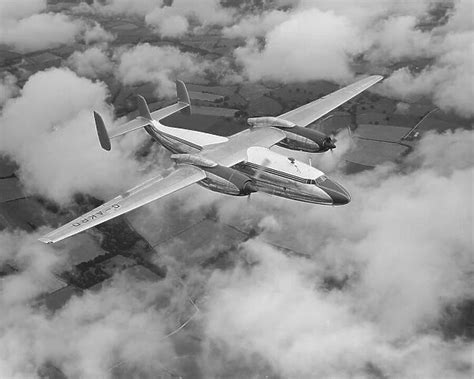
[93,81,193,150]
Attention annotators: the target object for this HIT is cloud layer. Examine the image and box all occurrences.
[0,68,149,204]
[231,0,474,117]
[0,1,472,377]
[198,128,473,377]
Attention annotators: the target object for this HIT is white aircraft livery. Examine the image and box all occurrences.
[39,75,383,243]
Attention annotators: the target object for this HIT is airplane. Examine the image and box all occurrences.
[39,75,383,243]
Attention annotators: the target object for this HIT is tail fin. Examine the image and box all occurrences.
[176,80,191,115]
[137,95,152,120]
[94,111,111,151]
[93,81,192,151]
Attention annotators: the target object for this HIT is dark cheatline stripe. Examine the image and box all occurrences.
[244,162,309,183]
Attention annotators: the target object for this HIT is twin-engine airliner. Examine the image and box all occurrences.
[39,75,383,243]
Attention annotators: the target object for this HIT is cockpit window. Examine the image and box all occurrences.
[315,175,327,185]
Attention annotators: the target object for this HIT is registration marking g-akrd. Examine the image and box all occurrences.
[72,204,121,227]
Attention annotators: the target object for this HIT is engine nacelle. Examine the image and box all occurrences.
[277,126,336,153]
[247,116,296,128]
[200,166,257,196]
[247,116,335,153]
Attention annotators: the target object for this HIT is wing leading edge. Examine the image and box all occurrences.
[39,165,206,244]
[278,75,383,127]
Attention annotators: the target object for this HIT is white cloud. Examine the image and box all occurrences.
[82,22,115,45]
[222,9,289,38]
[169,0,235,27]
[232,0,473,118]
[68,47,114,78]
[0,12,84,52]
[0,68,149,205]
[0,0,46,21]
[373,0,474,117]
[0,73,19,107]
[366,15,432,62]
[199,129,474,377]
[235,8,362,83]
[0,229,178,378]
[116,43,211,97]
[76,0,159,17]
[145,7,189,38]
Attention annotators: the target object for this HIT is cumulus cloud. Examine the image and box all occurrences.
[198,129,473,377]
[235,8,362,83]
[145,7,190,38]
[163,0,235,28]
[222,9,289,38]
[0,0,46,21]
[232,0,473,119]
[0,73,19,107]
[82,22,115,45]
[116,43,211,97]
[1,1,472,376]
[0,11,84,53]
[0,123,472,377]
[0,68,150,205]
[0,1,115,53]
[75,0,158,17]
[68,47,114,78]
[366,15,433,62]
[0,230,183,378]
[377,0,474,117]
[79,0,234,37]
[0,230,67,304]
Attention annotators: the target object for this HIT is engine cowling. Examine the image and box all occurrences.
[200,166,257,196]
[247,116,335,153]
[247,116,296,128]
[277,127,336,153]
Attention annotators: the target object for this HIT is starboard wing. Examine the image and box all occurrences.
[278,75,383,127]
[39,165,205,244]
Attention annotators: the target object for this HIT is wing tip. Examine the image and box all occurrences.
[371,74,384,83]
[38,236,54,244]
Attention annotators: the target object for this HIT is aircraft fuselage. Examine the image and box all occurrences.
[144,122,350,205]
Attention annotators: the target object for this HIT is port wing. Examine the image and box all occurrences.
[39,165,205,244]
[278,75,383,127]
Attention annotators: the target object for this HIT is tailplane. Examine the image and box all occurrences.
[93,80,192,150]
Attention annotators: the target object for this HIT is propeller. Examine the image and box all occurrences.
[322,136,336,152]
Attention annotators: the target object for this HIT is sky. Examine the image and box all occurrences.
[0,0,472,377]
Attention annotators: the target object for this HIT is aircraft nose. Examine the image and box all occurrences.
[318,178,351,205]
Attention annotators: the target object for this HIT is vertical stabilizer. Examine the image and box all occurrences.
[176,80,191,115]
[94,111,111,151]
[137,95,152,120]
